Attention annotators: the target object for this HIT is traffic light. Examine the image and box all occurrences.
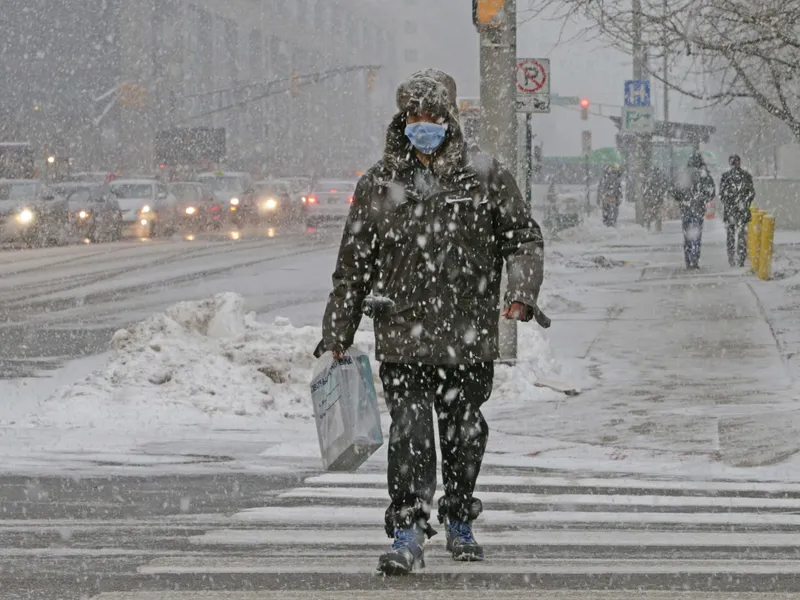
[366,69,377,93]
[580,98,589,120]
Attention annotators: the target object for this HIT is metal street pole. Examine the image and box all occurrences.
[631,0,645,225]
[525,112,533,206]
[662,0,673,181]
[478,0,518,361]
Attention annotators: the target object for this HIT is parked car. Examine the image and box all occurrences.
[51,183,123,242]
[252,180,298,224]
[304,179,358,228]
[0,179,70,246]
[169,181,217,231]
[197,171,255,226]
[109,179,178,237]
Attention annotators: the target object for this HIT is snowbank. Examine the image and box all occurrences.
[34,293,562,434]
[36,293,373,431]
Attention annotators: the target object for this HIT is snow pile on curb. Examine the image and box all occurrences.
[493,327,562,400]
[37,293,372,431]
[34,292,566,433]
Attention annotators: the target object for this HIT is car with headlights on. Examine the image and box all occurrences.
[0,179,70,246]
[252,180,297,224]
[197,171,255,226]
[51,183,123,242]
[170,181,216,231]
[109,179,178,237]
[303,179,358,228]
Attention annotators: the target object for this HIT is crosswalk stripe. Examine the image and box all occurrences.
[306,473,800,494]
[279,486,800,509]
[188,527,800,548]
[137,556,800,575]
[231,505,800,527]
[92,591,800,599]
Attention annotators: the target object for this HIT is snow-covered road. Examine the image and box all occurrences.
[0,227,341,377]
[3,210,800,597]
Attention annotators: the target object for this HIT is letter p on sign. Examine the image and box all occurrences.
[473,0,505,26]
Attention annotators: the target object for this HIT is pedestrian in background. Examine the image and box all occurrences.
[719,154,755,267]
[676,153,715,269]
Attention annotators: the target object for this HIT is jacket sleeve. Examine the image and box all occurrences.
[491,165,545,312]
[317,176,379,356]
[745,172,756,205]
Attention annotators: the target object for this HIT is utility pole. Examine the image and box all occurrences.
[475,0,518,361]
[662,0,673,180]
[525,112,533,206]
[632,0,645,225]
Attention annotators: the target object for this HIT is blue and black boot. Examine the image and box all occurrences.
[439,497,485,561]
[377,523,428,575]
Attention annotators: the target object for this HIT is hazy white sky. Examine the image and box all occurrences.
[411,2,706,156]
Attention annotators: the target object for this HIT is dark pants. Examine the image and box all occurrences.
[602,202,619,227]
[682,212,704,268]
[380,362,493,537]
[726,220,748,267]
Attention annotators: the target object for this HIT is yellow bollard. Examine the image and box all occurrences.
[746,206,758,267]
[750,210,764,273]
[758,215,775,281]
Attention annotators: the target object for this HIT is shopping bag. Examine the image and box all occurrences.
[310,347,383,471]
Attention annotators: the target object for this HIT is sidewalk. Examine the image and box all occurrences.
[484,211,800,478]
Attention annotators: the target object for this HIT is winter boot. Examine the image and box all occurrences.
[438,497,485,561]
[444,517,484,561]
[377,524,427,575]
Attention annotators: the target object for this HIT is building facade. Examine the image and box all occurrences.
[0,0,400,176]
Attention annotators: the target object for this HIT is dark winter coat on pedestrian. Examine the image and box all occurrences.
[319,71,544,365]
[719,166,755,225]
[676,160,715,221]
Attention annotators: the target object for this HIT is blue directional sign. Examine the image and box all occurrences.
[624,80,651,107]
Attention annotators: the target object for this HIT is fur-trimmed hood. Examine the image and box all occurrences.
[384,69,467,179]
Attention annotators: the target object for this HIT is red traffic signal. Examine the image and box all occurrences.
[580,99,589,120]
[579,98,590,108]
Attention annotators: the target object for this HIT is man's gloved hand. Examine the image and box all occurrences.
[502,302,533,322]
[313,340,349,359]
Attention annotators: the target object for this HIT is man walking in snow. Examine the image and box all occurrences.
[316,69,544,575]
[719,154,755,267]
[675,152,715,269]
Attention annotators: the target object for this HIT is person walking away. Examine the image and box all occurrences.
[598,164,622,226]
[719,154,755,267]
[676,153,715,269]
[643,167,667,232]
[315,69,545,575]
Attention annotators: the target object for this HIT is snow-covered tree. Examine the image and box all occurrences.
[532,0,800,142]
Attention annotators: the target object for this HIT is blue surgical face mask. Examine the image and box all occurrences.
[405,122,448,155]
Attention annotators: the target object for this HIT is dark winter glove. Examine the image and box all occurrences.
[313,339,349,359]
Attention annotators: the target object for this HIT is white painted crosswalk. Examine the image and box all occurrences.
[2,469,794,597]
[107,470,800,597]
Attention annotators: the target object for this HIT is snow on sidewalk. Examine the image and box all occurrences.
[2,213,800,479]
[0,291,562,473]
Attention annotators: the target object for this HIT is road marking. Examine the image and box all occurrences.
[189,527,800,548]
[305,472,800,494]
[137,556,800,575]
[279,486,800,509]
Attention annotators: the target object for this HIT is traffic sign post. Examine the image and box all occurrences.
[621,106,655,133]
[515,58,550,113]
[624,80,651,106]
[581,130,592,157]
[582,130,592,213]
